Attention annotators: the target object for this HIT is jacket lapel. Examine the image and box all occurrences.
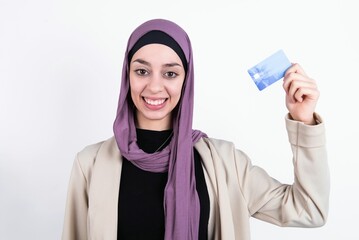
[88,137,122,239]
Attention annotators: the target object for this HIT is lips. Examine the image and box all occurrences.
[143,97,167,106]
[142,97,168,110]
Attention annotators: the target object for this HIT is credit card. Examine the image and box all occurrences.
[248,49,291,91]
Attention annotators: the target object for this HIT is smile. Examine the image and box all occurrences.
[143,97,167,106]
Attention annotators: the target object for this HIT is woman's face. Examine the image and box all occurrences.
[129,43,185,130]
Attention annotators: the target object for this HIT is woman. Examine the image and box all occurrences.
[62,19,329,240]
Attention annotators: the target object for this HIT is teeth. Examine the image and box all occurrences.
[144,98,166,106]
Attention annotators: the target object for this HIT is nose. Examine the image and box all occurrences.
[147,72,164,93]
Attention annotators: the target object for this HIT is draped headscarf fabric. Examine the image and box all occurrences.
[113,19,207,239]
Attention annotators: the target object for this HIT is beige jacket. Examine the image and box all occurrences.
[62,116,329,240]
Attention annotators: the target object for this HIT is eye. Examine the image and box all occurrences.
[135,69,149,76]
[164,71,178,78]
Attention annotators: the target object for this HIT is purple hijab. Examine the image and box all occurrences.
[113,19,207,239]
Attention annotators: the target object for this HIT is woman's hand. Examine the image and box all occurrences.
[282,63,319,125]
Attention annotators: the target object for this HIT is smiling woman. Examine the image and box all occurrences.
[61,19,330,240]
[129,43,185,130]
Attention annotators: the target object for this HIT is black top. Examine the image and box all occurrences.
[117,129,210,239]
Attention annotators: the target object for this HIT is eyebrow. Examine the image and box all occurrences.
[132,58,182,68]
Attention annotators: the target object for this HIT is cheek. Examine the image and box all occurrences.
[129,84,142,107]
[168,81,184,101]
[176,80,185,96]
[129,77,143,96]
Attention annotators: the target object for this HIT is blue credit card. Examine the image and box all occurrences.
[248,49,292,91]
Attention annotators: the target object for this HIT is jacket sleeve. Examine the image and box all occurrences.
[62,154,89,240]
[241,113,330,227]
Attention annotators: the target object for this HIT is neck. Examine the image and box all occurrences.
[135,114,172,131]
[136,120,172,131]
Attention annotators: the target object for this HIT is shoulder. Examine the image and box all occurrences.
[195,137,247,156]
[195,137,254,192]
[195,137,232,148]
[195,138,251,175]
[76,136,117,175]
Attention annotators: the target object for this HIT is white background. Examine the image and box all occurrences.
[1,0,358,239]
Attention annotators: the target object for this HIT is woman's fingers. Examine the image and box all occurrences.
[286,79,318,102]
[284,63,308,78]
[282,63,320,124]
[292,86,320,103]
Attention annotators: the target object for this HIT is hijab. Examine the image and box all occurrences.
[113,18,207,240]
